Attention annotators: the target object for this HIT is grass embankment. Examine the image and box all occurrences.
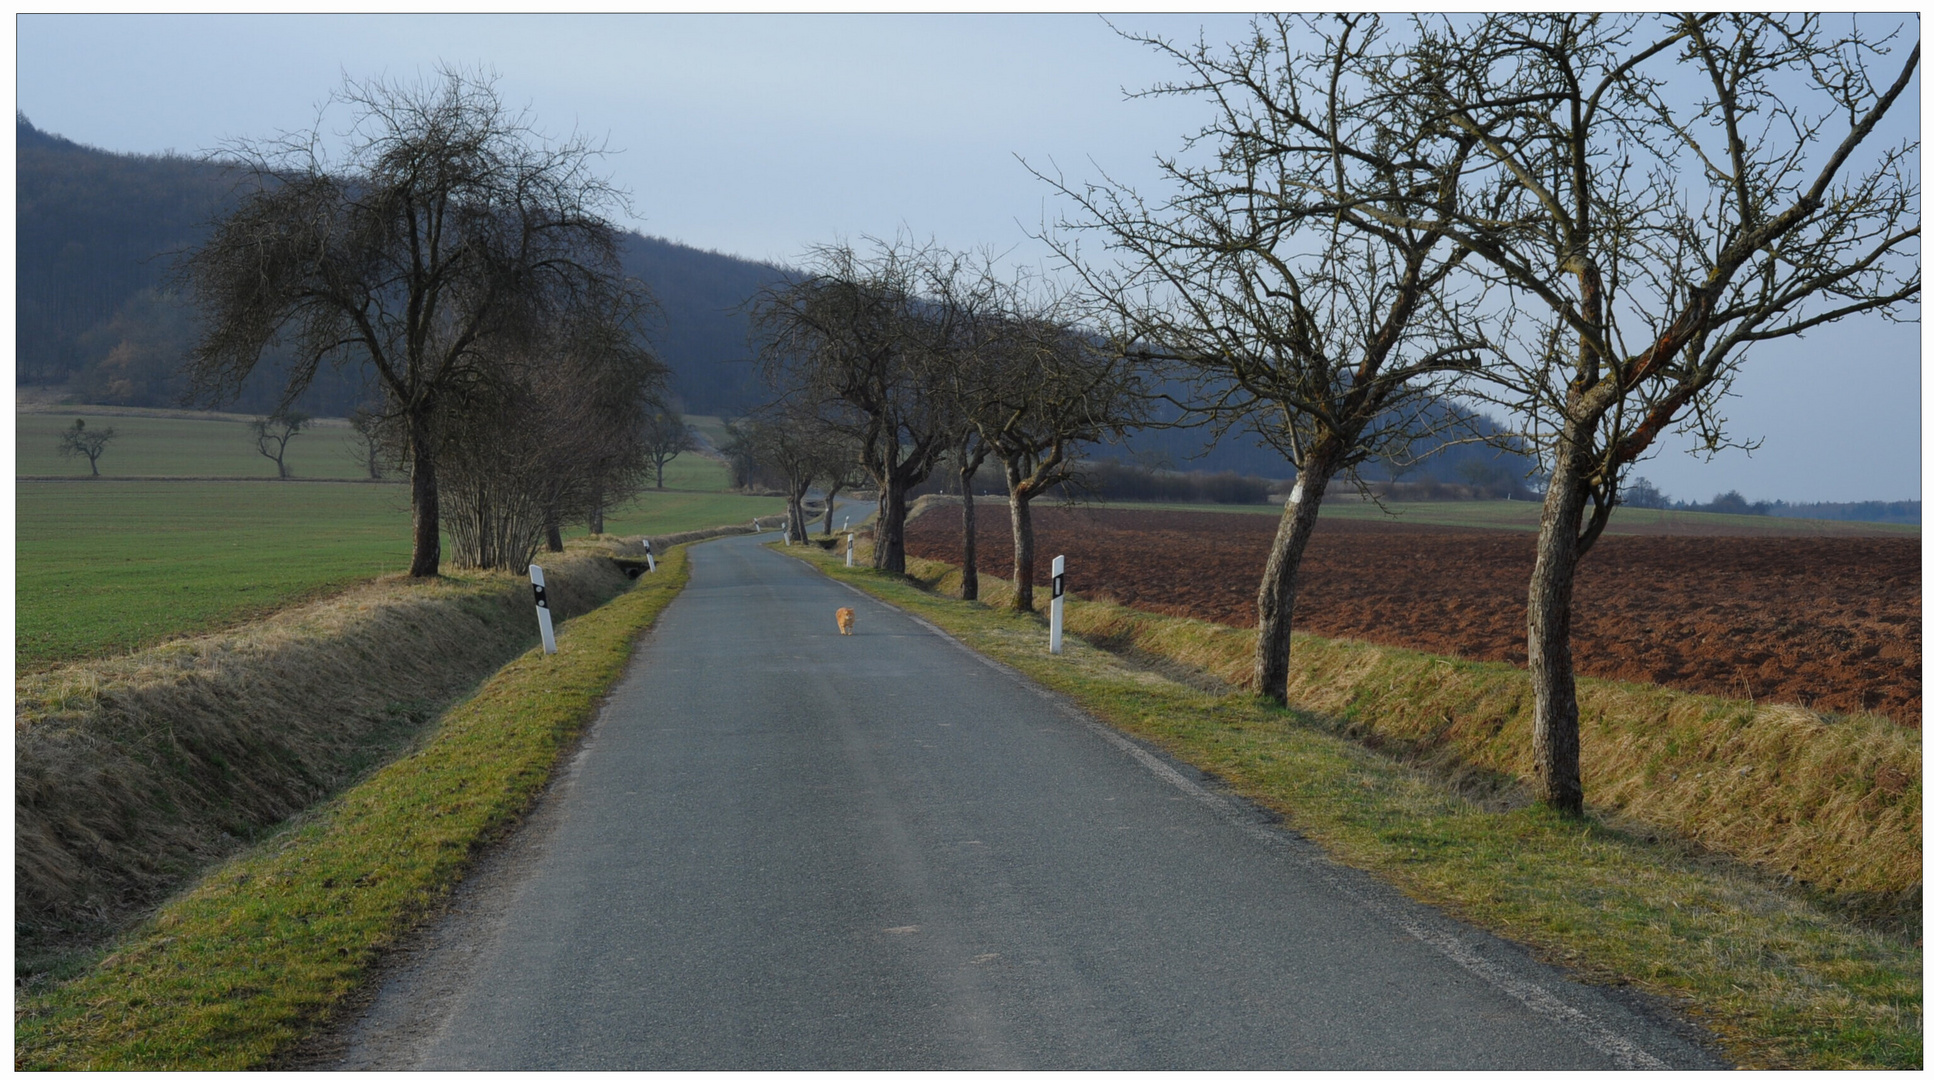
[17,554,635,961]
[782,541,1920,1069]
[14,546,691,1070]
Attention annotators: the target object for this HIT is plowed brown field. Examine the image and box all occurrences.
[905,504,1922,725]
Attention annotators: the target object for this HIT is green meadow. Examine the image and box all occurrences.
[16,409,778,669]
[17,481,415,669]
[18,410,374,479]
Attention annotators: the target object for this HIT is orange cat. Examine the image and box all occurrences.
[836,607,856,635]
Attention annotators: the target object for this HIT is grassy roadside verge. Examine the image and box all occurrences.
[781,542,1920,1069]
[13,547,691,1070]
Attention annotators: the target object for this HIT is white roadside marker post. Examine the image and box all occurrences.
[753,518,761,533]
[529,564,557,654]
[846,532,855,567]
[643,538,656,573]
[1049,554,1066,655]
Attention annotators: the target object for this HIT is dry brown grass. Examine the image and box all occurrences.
[897,551,1920,917]
[14,555,631,958]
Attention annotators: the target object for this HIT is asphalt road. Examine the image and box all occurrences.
[337,532,1720,1069]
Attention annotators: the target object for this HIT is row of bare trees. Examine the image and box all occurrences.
[742,239,1148,609]
[175,17,1915,819]
[738,14,1917,819]
[180,65,671,575]
[1041,13,1918,813]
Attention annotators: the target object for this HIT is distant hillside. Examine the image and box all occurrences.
[18,114,1530,483]
[1102,397,1539,487]
[15,114,786,417]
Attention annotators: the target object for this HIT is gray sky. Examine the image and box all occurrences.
[13,13,1923,503]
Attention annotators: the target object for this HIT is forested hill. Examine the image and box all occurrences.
[17,115,1527,485]
[15,114,785,417]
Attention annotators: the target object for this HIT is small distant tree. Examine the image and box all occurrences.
[639,408,696,489]
[724,409,835,542]
[346,405,391,479]
[56,418,116,477]
[249,410,310,478]
[817,443,868,536]
[1620,476,1669,510]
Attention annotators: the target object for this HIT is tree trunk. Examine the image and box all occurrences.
[1526,419,1594,815]
[787,479,812,543]
[958,448,988,601]
[588,504,605,536]
[960,478,980,601]
[545,521,564,553]
[1006,458,1038,612]
[822,480,845,535]
[875,474,910,573]
[406,410,441,578]
[1252,451,1339,703]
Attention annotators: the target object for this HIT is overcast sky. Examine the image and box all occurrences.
[13,13,1923,503]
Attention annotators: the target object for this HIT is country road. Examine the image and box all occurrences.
[333,532,1720,1069]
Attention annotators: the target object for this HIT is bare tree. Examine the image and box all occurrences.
[1039,14,1490,695]
[441,286,665,569]
[924,258,1011,602]
[564,295,666,539]
[180,65,631,577]
[56,418,116,477]
[816,441,868,537]
[249,409,309,478]
[639,408,696,489]
[724,408,842,543]
[944,425,993,599]
[754,237,964,573]
[968,311,1149,612]
[1376,13,1919,811]
[346,404,391,479]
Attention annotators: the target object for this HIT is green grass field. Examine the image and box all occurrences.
[17,481,780,671]
[640,450,734,493]
[18,411,376,479]
[16,405,775,669]
[18,409,741,488]
[574,489,784,539]
[16,481,416,669]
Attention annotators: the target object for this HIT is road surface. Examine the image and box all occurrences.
[336,532,1719,1069]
